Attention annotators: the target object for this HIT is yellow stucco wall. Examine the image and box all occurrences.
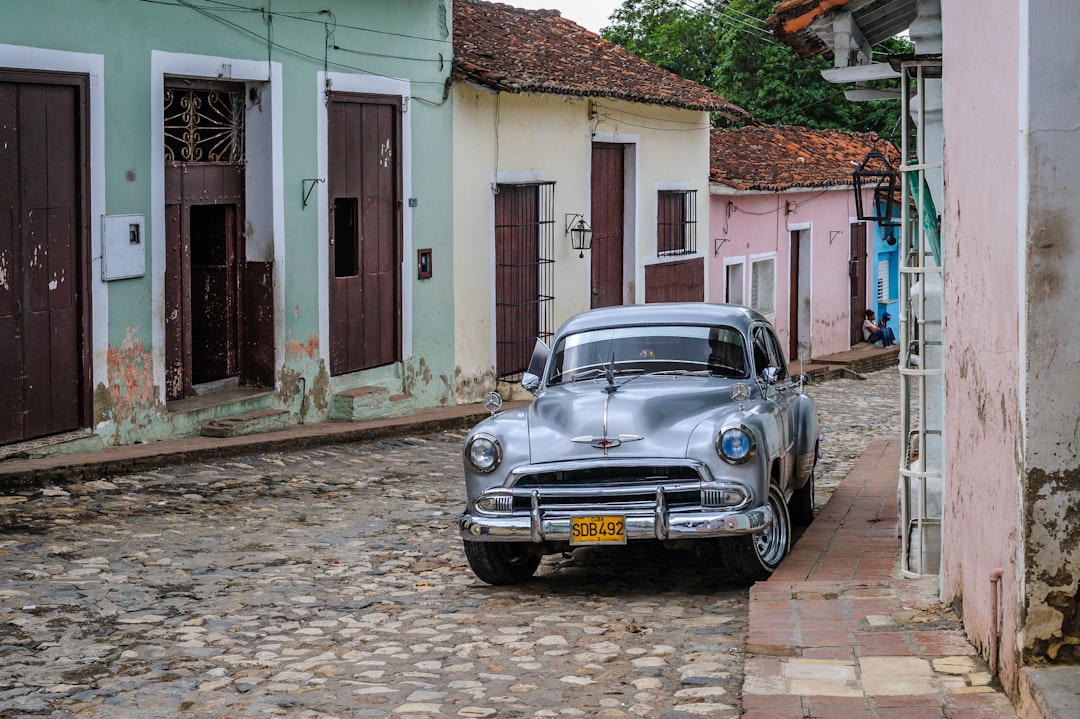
[451,85,713,403]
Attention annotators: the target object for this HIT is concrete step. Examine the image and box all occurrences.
[330,386,417,422]
[0,429,103,461]
[199,408,291,438]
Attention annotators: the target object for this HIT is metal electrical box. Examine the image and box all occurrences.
[101,213,146,280]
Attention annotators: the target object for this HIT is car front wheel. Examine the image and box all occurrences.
[719,484,792,585]
[463,540,542,585]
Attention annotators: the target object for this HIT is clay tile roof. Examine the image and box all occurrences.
[766,0,917,60]
[710,124,900,191]
[453,0,749,121]
[765,0,853,59]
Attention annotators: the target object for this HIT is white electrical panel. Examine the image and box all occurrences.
[101,214,146,281]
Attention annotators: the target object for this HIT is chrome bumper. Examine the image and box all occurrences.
[459,504,772,543]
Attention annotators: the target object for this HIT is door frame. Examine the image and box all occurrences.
[317,71,414,368]
[151,52,285,406]
[788,223,812,361]
[326,90,404,376]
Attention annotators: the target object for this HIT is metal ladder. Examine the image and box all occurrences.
[897,56,944,578]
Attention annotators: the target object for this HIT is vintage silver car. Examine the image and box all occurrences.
[459,302,819,585]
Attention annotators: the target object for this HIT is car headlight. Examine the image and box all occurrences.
[717,426,756,464]
[465,433,501,473]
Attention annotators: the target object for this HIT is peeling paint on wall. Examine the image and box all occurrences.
[1024,467,1080,663]
[279,335,329,415]
[96,327,166,442]
[454,365,497,404]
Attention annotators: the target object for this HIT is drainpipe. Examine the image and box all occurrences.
[989,568,1003,679]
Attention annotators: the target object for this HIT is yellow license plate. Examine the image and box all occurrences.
[570,515,626,545]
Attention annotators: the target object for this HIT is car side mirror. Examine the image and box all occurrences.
[762,367,781,385]
[521,339,550,395]
[521,372,541,393]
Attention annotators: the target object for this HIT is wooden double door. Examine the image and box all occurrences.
[0,71,91,445]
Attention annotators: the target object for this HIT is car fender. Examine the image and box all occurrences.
[462,409,531,501]
[789,391,820,483]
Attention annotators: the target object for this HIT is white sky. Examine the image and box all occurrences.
[508,0,624,34]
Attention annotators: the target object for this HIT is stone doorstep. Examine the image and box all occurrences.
[330,386,417,422]
[199,408,291,438]
[1020,666,1080,719]
[0,429,103,461]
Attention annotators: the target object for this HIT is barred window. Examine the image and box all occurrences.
[494,182,555,381]
[657,189,698,256]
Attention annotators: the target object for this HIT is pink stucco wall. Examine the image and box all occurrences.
[941,0,1023,694]
[708,188,871,358]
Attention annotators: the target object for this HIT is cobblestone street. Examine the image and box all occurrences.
[0,369,901,719]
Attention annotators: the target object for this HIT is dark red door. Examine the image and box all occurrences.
[849,222,867,345]
[164,164,244,400]
[590,143,624,308]
[789,230,801,359]
[328,93,402,375]
[0,74,90,444]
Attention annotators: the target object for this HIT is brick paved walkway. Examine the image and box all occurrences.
[742,440,1018,719]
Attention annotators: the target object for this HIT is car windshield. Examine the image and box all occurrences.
[546,324,749,385]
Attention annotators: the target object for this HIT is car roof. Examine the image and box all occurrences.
[554,302,764,338]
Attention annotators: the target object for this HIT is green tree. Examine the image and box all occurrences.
[603,0,909,136]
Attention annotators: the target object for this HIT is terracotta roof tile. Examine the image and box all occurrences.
[453,0,749,120]
[765,0,854,59]
[710,124,900,191]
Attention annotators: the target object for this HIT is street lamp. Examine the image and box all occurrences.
[565,214,593,259]
[852,148,898,224]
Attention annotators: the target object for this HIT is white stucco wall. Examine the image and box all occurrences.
[708,187,866,358]
[452,86,713,402]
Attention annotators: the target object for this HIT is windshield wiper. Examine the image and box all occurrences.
[569,367,644,382]
[650,368,709,376]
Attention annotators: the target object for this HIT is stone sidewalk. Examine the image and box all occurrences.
[743,440,1019,719]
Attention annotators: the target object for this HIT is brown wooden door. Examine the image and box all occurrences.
[0,74,90,444]
[328,93,402,375]
[164,164,244,400]
[849,222,867,344]
[789,230,801,359]
[590,143,624,308]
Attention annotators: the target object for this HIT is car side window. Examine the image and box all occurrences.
[764,328,789,381]
[750,325,790,381]
[751,328,772,379]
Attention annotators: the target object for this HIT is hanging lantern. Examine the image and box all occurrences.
[852,148,898,223]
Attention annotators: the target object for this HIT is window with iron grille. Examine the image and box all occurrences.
[749,254,776,316]
[494,182,555,381]
[657,189,698,256]
[164,83,245,165]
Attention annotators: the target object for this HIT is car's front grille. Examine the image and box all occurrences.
[507,464,706,514]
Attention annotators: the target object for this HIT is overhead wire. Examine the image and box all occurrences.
[672,0,784,47]
[138,0,450,91]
